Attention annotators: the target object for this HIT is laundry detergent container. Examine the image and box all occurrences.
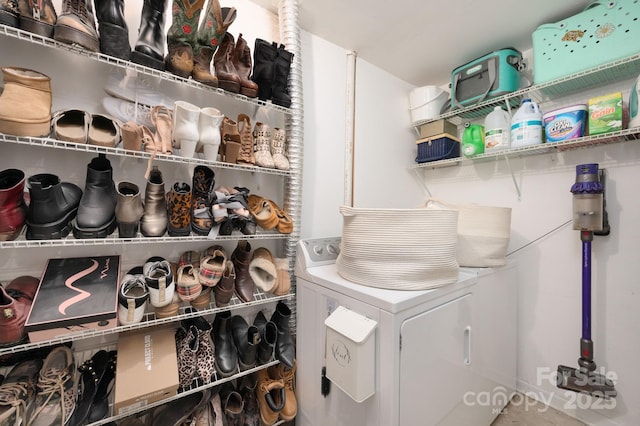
[336,206,459,290]
[409,86,449,125]
[425,199,512,267]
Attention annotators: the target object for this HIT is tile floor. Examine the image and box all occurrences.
[491,393,587,426]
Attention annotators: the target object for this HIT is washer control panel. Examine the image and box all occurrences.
[298,237,342,267]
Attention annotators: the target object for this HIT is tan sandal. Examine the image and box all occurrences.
[88,114,121,147]
[247,194,279,230]
[51,109,90,144]
[273,202,293,234]
[150,105,173,154]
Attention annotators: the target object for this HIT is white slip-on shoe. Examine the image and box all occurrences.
[102,96,154,129]
[118,266,148,325]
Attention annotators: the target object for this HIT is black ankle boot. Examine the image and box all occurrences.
[25,173,82,240]
[131,0,167,70]
[73,154,117,238]
[253,311,277,364]
[211,311,238,377]
[270,301,295,368]
[272,45,293,108]
[95,0,131,59]
[250,38,277,102]
[231,315,260,370]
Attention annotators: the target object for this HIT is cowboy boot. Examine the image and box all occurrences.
[236,113,255,165]
[250,38,277,102]
[190,165,215,236]
[0,169,27,241]
[232,33,259,98]
[17,0,57,37]
[73,154,117,239]
[54,0,100,52]
[25,173,82,240]
[192,3,236,86]
[0,67,52,137]
[115,181,144,238]
[131,0,168,70]
[94,0,131,59]
[213,32,241,93]
[167,181,192,237]
[272,44,294,108]
[165,0,205,78]
[140,166,167,237]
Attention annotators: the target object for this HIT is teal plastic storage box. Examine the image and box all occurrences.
[451,48,524,110]
[532,0,640,84]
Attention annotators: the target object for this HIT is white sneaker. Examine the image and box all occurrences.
[118,267,149,325]
[103,68,174,107]
[143,256,176,308]
[102,96,154,130]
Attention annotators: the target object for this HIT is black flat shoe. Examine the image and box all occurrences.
[87,350,117,423]
[67,350,109,426]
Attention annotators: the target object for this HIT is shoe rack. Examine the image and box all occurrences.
[0,0,303,423]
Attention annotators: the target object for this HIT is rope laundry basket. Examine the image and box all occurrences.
[336,206,459,290]
[425,199,512,267]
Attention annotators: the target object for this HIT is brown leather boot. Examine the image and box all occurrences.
[0,67,51,137]
[213,32,241,93]
[0,276,39,347]
[232,33,259,98]
[231,240,254,302]
[214,261,235,307]
[192,3,236,86]
[236,113,255,165]
[167,182,192,237]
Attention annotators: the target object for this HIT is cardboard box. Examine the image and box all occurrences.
[419,119,458,139]
[25,256,120,342]
[588,92,623,135]
[114,326,179,415]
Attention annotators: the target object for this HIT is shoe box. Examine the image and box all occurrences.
[24,255,120,342]
[114,325,179,415]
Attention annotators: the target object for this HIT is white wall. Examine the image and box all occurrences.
[300,27,640,426]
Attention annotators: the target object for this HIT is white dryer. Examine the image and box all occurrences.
[295,237,517,426]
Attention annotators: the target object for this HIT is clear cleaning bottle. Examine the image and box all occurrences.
[484,106,511,152]
[511,98,543,148]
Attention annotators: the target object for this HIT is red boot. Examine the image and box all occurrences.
[0,276,39,347]
[0,169,27,241]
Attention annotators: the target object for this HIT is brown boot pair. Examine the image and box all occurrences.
[247,195,294,234]
[214,32,259,97]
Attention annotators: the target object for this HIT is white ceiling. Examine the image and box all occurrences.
[255,0,593,86]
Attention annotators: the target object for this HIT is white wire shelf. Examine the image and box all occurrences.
[0,291,294,358]
[0,229,289,248]
[0,134,293,177]
[412,53,640,127]
[0,24,293,115]
[410,127,640,170]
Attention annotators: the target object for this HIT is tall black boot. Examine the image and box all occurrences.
[250,38,277,102]
[73,154,117,238]
[95,0,131,59]
[270,301,295,368]
[25,174,82,240]
[131,0,167,70]
[272,45,293,108]
[211,310,238,377]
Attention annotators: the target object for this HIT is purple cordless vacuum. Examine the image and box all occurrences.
[557,163,616,398]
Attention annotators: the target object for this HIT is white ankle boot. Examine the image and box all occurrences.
[172,101,200,157]
[198,107,223,161]
[271,127,290,170]
[253,122,275,168]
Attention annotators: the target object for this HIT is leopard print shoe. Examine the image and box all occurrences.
[176,325,199,388]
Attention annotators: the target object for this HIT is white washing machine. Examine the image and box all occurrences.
[295,237,517,426]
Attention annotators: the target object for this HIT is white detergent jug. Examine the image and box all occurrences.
[484,106,511,152]
[511,98,543,148]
